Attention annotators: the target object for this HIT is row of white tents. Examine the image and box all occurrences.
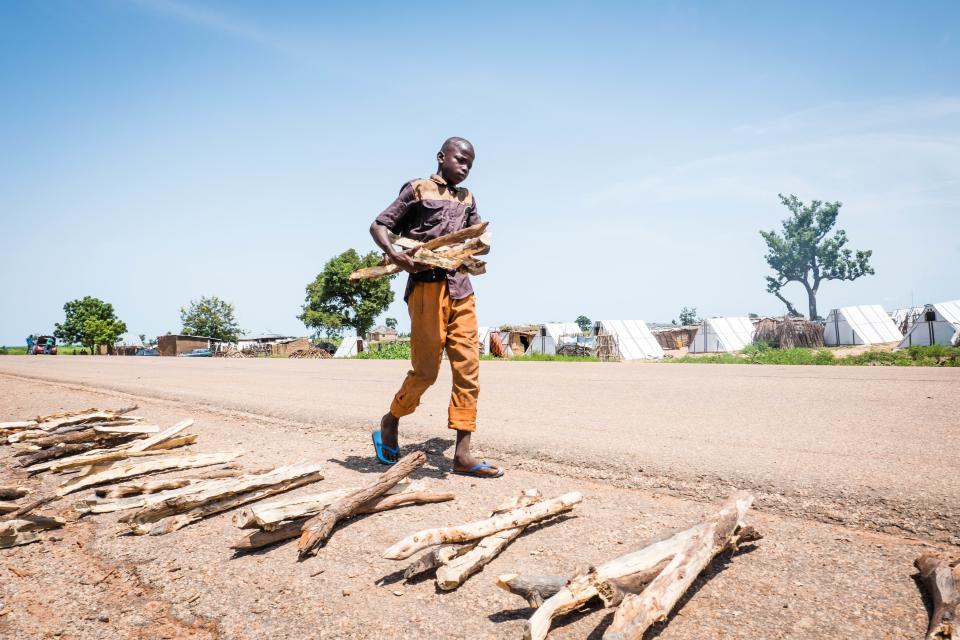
[332,300,960,359]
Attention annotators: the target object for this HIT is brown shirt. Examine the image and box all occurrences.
[374,173,483,302]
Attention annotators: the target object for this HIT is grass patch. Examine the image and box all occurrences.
[668,343,960,367]
[0,345,86,355]
[355,340,412,360]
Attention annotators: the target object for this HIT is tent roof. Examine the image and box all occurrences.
[699,317,755,351]
[540,322,583,342]
[597,320,664,360]
[831,305,902,344]
[934,300,960,326]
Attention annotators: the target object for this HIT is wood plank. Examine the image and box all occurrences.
[57,450,242,496]
[384,491,582,560]
[47,435,198,472]
[127,419,194,452]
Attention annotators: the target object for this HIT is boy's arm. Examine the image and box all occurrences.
[370,183,422,274]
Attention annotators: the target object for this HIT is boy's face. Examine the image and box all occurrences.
[437,141,474,186]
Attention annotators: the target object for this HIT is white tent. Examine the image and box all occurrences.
[477,326,491,355]
[689,317,755,353]
[333,337,367,358]
[896,300,960,348]
[823,305,902,346]
[595,320,664,360]
[528,322,583,355]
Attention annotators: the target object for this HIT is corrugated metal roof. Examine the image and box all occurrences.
[597,320,664,360]
[690,317,755,352]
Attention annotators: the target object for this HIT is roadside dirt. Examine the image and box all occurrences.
[0,374,953,639]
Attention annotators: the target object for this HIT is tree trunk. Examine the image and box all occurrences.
[807,288,818,320]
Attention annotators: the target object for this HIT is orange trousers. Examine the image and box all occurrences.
[389,282,479,432]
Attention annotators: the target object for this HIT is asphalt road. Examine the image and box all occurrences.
[1,356,957,539]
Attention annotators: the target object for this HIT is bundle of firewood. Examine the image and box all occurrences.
[395,488,582,591]
[496,491,759,640]
[349,223,491,281]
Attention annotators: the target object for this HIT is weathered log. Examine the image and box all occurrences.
[48,435,198,472]
[20,429,140,451]
[404,546,468,580]
[0,514,65,548]
[524,526,707,640]
[496,574,569,608]
[0,501,19,514]
[384,491,582,561]
[0,495,58,520]
[127,419,194,452]
[125,464,323,527]
[231,487,449,551]
[12,419,140,443]
[433,488,544,591]
[355,490,454,515]
[57,450,243,495]
[79,467,253,513]
[36,406,138,432]
[602,492,755,640]
[93,466,245,499]
[298,451,427,558]
[0,486,28,500]
[915,553,960,640]
[127,465,325,536]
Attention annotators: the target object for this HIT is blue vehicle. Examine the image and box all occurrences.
[179,348,213,357]
[135,348,160,356]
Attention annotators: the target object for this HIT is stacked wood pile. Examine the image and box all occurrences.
[289,348,332,359]
[497,492,759,640]
[215,348,250,358]
[753,317,824,349]
[349,223,491,281]
[595,333,620,362]
[392,488,582,591]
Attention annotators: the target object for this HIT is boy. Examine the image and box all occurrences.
[368,137,502,478]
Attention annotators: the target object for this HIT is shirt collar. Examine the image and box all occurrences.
[430,173,458,192]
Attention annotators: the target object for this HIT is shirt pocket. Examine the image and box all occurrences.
[414,201,447,232]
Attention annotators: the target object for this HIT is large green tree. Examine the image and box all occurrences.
[575,315,592,333]
[54,296,127,354]
[299,249,395,340]
[180,296,242,342]
[760,194,874,320]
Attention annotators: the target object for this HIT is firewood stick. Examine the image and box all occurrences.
[0,501,19,515]
[355,490,454,515]
[602,492,755,640]
[127,419,193,452]
[0,495,59,521]
[233,486,446,552]
[57,451,243,496]
[94,467,246,500]
[384,491,582,561]
[349,223,490,281]
[524,524,709,640]
[915,553,960,640]
[80,468,255,514]
[297,451,426,559]
[36,406,138,432]
[48,435,198,472]
[128,467,325,536]
[496,574,569,608]
[404,545,470,580]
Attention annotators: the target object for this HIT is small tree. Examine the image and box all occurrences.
[677,307,699,326]
[761,194,874,319]
[299,249,395,340]
[54,296,127,354]
[575,315,592,333]
[385,317,398,330]
[180,296,242,342]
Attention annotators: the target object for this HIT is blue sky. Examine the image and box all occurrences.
[1,1,958,343]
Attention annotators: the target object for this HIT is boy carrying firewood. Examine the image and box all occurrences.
[368,137,502,478]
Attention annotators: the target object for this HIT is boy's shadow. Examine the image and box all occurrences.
[328,436,455,480]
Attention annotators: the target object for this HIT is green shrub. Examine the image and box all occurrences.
[355,340,412,360]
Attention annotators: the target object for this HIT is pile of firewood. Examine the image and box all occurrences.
[289,348,332,359]
[349,223,491,281]
[496,492,759,640]
[394,488,582,591]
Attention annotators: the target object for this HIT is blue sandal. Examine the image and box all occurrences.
[372,430,400,465]
[451,461,504,478]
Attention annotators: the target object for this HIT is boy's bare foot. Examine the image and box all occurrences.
[452,430,503,478]
[380,413,399,452]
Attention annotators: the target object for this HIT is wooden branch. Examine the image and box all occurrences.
[433,488,544,591]
[496,574,569,608]
[384,491,582,561]
[232,486,447,552]
[298,451,426,558]
[234,481,426,529]
[19,430,140,453]
[57,450,243,496]
[915,553,960,640]
[0,515,65,548]
[404,546,468,580]
[0,486,28,500]
[602,492,755,640]
[0,501,19,514]
[36,406,138,432]
[524,524,710,639]
[127,419,194,452]
[95,467,244,500]
[47,435,198,472]
[127,465,325,536]
[354,490,454,515]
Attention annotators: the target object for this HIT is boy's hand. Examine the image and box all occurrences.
[388,249,423,274]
